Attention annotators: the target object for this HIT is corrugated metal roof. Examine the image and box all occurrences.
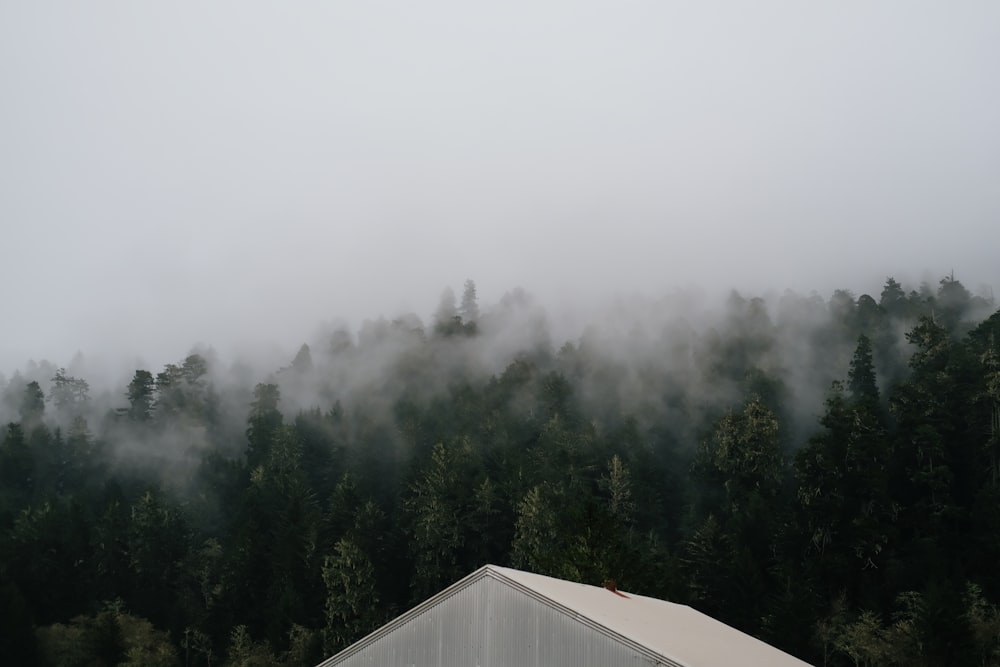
[317,564,812,667]
[486,565,811,667]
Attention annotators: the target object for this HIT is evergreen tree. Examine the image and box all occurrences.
[889,316,978,586]
[20,380,45,427]
[127,490,192,629]
[2,276,999,666]
[880,277,908,319]
[848,334,880,405]
[321,537,379,654]
[696,396,782,513]
[246,383,282,468]
[796,379,894,607]
[127,370,156,422]
[688,396,785,632]
[459,279,480,327]
[0,422,33,505]
[0,580,36,665]
[291,343,313,373]
[49,368,90,420]
[936,273,972,334]
[405,440,474,599]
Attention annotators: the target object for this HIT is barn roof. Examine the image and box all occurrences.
[318,564,812,667]
[486,565,810,667]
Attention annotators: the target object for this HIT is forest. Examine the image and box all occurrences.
[2,274,1000,666]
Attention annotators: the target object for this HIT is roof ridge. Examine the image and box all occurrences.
[482,566,688,667]
[317,564,811,667]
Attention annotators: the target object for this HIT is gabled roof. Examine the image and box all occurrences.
[486,565,811,667]
[319,564,812,667]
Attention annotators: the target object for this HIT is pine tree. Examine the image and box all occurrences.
[246,383,282,468]
[126,370,156,422]
[460,279,480,325]
[848,335,880,405]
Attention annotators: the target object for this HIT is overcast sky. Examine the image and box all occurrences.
[2,1,998,374]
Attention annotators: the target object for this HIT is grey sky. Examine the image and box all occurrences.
[2,1,998,374]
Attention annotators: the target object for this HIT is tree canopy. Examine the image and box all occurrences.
[2,275,1000,666]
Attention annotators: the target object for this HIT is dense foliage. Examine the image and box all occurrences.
[3,276,1000,666]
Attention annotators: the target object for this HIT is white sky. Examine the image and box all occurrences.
[2,1,998,373]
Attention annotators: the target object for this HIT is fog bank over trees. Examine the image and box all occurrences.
[3,275,994,443]
[4,2,999,381]
[4,273,1000,665]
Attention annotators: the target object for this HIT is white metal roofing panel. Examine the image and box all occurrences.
[317,564,812,667]
[486,565,812,667]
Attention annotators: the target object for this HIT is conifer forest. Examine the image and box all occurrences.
[4,275,1000,666]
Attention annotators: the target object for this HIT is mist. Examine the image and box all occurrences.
[2,2,999,375]
[6,4,1000,663]
[2,275,994,484]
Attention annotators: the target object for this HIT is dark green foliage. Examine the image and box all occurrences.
[246,383,282,468]
[848,334,880,404]
[81,607,127,666]
[127,370,155,422]
[3,277,1000,666]
[5,498,94,624]
[0,579,37,664]
[126,490,192,629]
[154,354,213,423]
[880,277,908,318]
[795,380,894,608]
[36,603,179,666]
[0,422,34,506]
[322,537,379,654]
[20,380,45,426]
[405,439,477,598]
[936,274,973,334]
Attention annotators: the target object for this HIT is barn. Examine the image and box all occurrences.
[315,564,812,667]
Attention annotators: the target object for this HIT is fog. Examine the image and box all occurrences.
[2,2,998,375]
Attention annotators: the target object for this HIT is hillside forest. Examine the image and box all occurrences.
[3,275,1000,666]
